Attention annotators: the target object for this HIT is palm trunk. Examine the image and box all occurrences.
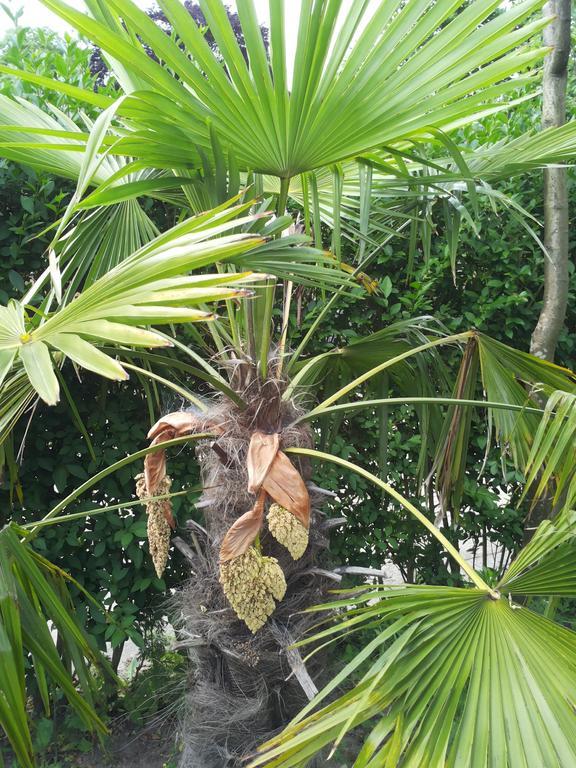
[530,0,572,362]
[174,367,330,767]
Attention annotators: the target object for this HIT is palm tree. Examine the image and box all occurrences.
[1,1,576,766]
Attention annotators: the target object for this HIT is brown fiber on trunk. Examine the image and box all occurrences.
[141,366,330,768]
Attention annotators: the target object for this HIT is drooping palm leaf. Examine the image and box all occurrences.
[296,328,576,517]
[0,526,107,768]
[284,118,576,267]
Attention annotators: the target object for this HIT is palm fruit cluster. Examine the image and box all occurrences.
[136,473,173,578]
[219,547,287,633]
[267,503,309,560]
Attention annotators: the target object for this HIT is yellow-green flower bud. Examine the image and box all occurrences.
[220,547,287,633]
[267,503,309,560]
[136,473,172,578]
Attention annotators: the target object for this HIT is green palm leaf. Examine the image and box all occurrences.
[498,509,576,597]
[27,0,549,181]
[0,526,107,768]
[521,391,576,514]
[249,583,576,768]
[0,199,348,431]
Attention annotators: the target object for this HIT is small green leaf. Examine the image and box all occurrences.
[93,542,105,558]
[20,196,34,214]
[8,271,25,293]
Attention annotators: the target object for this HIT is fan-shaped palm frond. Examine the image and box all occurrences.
[283,119,576,270]
[0,0,551,180]
[250,582,576,768]
[0,198,350,453]
[248,451,576,768]
[1,0,574,281]
[0,214,262,405]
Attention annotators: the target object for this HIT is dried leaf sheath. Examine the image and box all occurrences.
[262,451,310,529]
[246,431,311,527]
[145,410,223,495]
[247,431,280,493]
[220,489,267,563]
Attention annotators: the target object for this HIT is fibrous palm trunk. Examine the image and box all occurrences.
[165,364,331,767]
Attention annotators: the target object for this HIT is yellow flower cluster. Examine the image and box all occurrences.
[135,473,172,578]
[267,503,309,560]
[220,547,287,633]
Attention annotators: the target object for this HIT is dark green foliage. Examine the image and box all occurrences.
[3,375,201,651]
[289,90,575,584]
[0,25,201,653]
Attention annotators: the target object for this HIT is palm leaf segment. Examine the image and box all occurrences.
[0,196,352,450]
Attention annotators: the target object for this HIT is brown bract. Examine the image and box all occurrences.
[220,488,267,563]
[247,431,280,493]
[219,432,311,562]
[262,451,310,530]
[246,431,310,528]
[144,410,223,503]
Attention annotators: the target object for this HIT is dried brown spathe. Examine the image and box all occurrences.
[217,431,312,629]
[144,410,223,514]
[267,503,309,560]
[247,432,280,493]
[218,431,311,564]
[136,473,173,578]
[261,450,310,529]
[219,547,287,633]
[140,416,312,631]
[220,488,267,563]
[246,431,310,529]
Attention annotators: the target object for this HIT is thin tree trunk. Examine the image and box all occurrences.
[530,0,572,361]
[525,2,572,539]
